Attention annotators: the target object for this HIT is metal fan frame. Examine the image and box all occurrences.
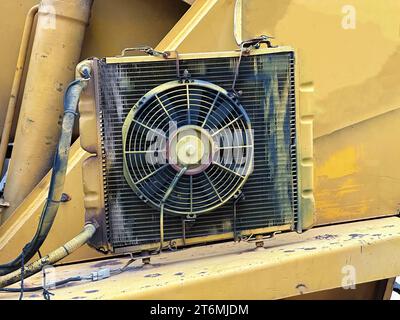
[122,79,254,216]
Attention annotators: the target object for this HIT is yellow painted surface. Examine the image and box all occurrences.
[81,0,188,58]
[315,108,400,224]
[0,0,189,139]
[0,1,399,298]
[2,0,94,221]
[0,0,39,140]
[2,216,400,300]
[317,147,358,180]
[158,0,400,224]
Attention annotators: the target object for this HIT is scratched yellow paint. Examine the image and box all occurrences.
[316,147,358,180]
[314,147,361,223]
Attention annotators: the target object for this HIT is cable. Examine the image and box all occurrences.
[393,282,400,295]
[0,276,82,293]
[0,257,136,295]
[19,249,25,300]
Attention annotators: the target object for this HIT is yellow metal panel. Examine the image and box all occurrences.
[2,0,94,222]
[0,0,39,138]
[81,0,189,58]
[2,216,400,300]
[287,279,394,300]
[156,0,400,225]
[0,0,188,136]
[315,108,400,225]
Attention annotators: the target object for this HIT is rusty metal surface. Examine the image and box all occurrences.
[1,216,400,300]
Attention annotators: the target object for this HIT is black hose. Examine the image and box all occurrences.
[0,72,90,276]
[394,282,400,295]
[0,276,82,293]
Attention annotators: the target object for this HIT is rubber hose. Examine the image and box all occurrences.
[0,223,96,289]
[0,76,89,276]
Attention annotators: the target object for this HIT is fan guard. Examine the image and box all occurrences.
[122,80,254,216]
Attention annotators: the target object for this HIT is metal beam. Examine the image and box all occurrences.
[2,216,400,300]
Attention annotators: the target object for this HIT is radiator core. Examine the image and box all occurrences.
[95,50,299,252]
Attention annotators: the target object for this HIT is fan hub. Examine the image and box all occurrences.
[176,135,204,165]
[169,125,213,175]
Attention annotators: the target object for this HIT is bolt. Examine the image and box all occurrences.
[60,193,71,203]
[79,64,91,79]
[255,235,264,248]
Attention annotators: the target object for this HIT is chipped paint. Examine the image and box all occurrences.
[314,234,338,240]
[144,273,162,278]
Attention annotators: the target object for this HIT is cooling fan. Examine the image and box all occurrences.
[122,79,254,216]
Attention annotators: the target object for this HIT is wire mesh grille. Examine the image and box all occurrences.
[122,80,253,215]
[97,51,298,250]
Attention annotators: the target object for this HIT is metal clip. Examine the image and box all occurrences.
[240,35,276,49]
[0,198,10,208]
[120,46,170,58]
[231,35,276,98]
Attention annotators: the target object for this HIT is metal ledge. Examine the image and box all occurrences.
[1,216,400,300]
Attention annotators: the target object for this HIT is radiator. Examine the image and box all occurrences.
[79,48,314,254]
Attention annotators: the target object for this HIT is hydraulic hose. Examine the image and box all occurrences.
[0,223,96,289]
[0,71,90,276]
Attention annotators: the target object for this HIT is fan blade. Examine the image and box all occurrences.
[162,166,188,204]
